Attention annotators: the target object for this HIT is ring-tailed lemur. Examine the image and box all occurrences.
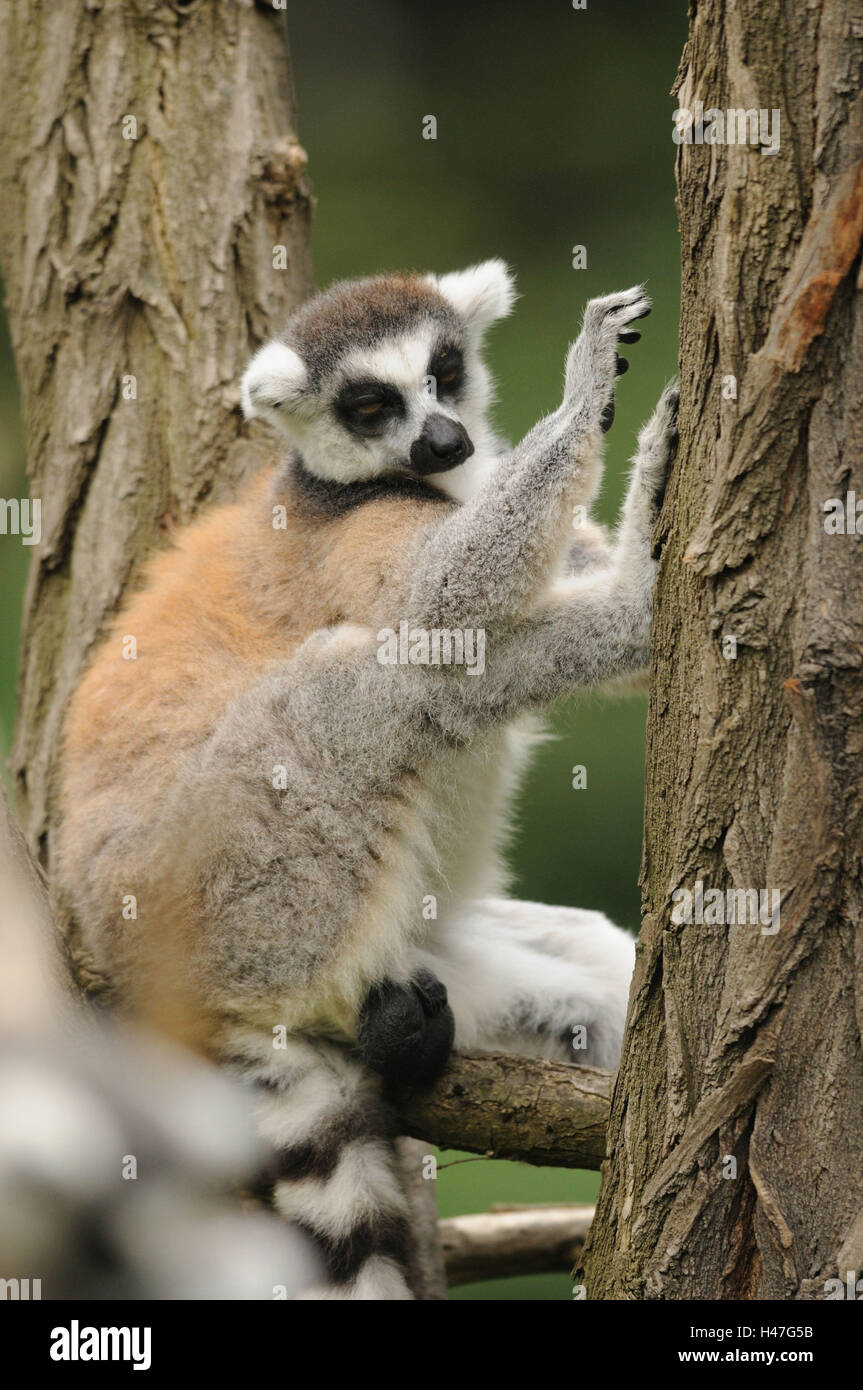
[57,261,678,1300]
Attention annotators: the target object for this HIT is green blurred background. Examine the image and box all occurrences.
[0,0,687,1299]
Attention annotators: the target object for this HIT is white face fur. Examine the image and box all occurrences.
[240,259,516,501]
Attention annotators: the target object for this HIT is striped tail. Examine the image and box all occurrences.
[227,1034,415,1300]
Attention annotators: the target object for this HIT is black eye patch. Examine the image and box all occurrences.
[427,345,464,397]
[334,380,405,433]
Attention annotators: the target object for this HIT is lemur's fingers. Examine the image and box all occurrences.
[583,284,651,330]
[634,381,679,510]
[565,286,651,433]
[357,971,455,1091]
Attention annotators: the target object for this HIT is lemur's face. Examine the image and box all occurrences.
[241,260,515,491]
[330,330,473,478]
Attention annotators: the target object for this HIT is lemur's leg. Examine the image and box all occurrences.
[407,287,651,630]
[413,897,635,1070]
[224,1032,414,1300]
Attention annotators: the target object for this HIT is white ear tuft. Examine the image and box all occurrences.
[428,259,517,334]
[241,341,308,421]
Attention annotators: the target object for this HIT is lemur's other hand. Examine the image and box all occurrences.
[636,380,679,513]
[357,969,455,1090]
[565,286,652,434]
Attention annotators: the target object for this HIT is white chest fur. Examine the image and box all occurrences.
[415,715,544,914]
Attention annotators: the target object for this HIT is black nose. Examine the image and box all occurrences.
[409,413,474,474]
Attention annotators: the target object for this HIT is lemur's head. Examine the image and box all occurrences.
[241,260,515,492]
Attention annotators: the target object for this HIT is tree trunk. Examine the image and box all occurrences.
[583,0,863,1299]
[0,0,313,878]
[0,0,450,1299]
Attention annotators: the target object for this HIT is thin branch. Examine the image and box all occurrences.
[399,1051,613,1169]
[439,1204,595,1287]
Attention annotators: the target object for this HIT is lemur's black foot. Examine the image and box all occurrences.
[357,969,455,1090]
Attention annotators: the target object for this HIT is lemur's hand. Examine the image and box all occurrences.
[564,286,652,434]
[357,970,455,1091]
[634,380,679,516]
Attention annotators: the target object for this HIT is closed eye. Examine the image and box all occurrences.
[335,381,405,431]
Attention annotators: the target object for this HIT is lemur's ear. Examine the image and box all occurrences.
[427,259,516,336]
[241,341,308,423]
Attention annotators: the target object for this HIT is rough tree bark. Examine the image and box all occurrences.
[583,0,863,1299]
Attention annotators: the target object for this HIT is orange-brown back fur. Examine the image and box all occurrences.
[62,465,446,802]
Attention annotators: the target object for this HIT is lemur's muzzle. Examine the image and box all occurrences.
[409,413,474,475]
